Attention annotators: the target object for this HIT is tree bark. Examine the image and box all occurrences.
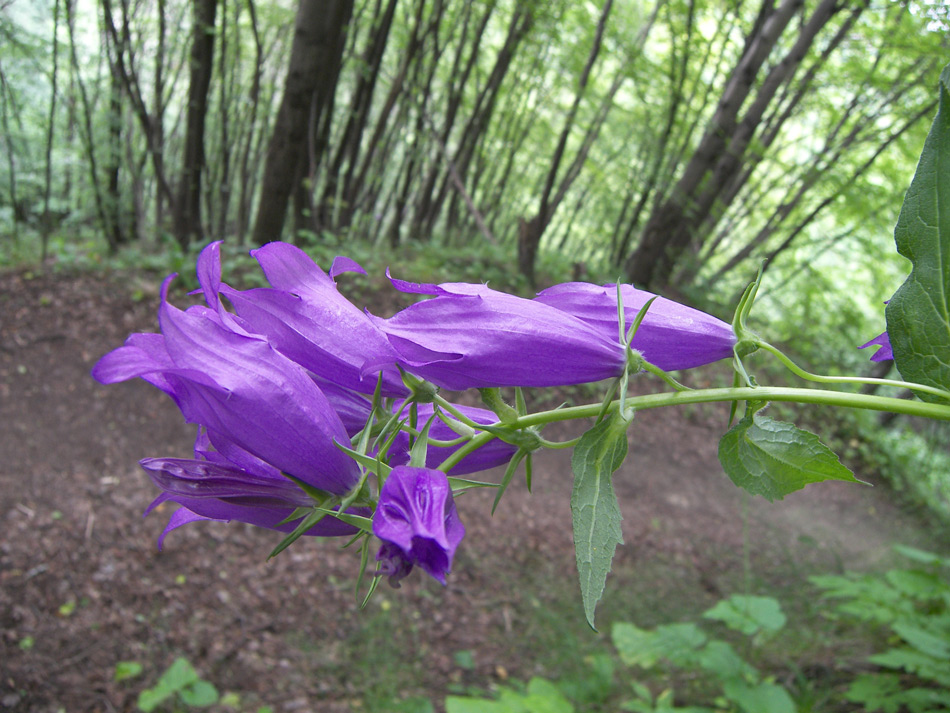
[252,0,353,245]
[623,0,808,289]
[173,0,218,249]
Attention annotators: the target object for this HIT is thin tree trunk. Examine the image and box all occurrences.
[252,0,353,245]
[173,0,218,249]
[41,0,62,260]
[236,0,262,244]
[624,0,807,289]
[0,64,21,245]
[318,0,398,232]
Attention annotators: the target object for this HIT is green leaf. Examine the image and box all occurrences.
[179,679,219,707]
[157,657,199,690]
[721,680,795,713]
[612,622,706,668]
[571,411,630,629]
[892,622,950,660]
[845,673,904,713]
[696,640,756,681]
[523,677,575,713]
[703,595,786,637]
[885,65,950,401]
[893,544,948,567]
[114,660,143,683]
[717,411,859,501]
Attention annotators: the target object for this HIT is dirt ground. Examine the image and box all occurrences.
[0,266,944,713]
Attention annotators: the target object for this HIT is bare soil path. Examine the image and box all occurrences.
[0,267,943,712]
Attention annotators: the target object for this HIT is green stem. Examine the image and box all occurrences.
[513,386,950,428]
[435,384,950,474]
[758,341,950,402]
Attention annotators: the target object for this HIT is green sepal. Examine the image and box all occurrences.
[268,507,331,559]
[571,409,632,630]
[514,387,527,416]
[409,412,437,468]
[276,506,312,527]
[434,405,476,439]
[478,387,520,423]
[335,440,392,478]
[525,452,533,492]
[313,507,374,533]
[625,296,658,347]
[278,472,334,504]
[718,405,862,502]
[360,568,383,609]
[447,476,503,494]
[491,450,526,515]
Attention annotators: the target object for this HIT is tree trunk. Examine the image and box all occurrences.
[624,0,806,289]
[173,0,218,249]
[252,0,353,245]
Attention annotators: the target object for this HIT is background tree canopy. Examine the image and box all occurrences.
[1,0,946,315]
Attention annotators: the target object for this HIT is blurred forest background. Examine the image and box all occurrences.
[2,0,946,290]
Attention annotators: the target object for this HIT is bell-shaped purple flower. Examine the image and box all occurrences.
[534,282,736,371]
[218,242,406,396]
[388,402,517,475]
[92,274,360,496]
[373,277,627,390]
[141,447,364,549]
[373,466,465,586]
[860,331,893,362]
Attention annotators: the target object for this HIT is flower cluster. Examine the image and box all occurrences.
[94,241,736,587]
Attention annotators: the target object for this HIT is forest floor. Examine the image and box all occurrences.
[1,265,947,713]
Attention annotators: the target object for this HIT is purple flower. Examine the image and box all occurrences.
[218,242,406,396]
[373,466,465,586]
[141,438,365,549]
[92,273,360,496]
[534,282,736,371]
[860,332,893,362]
[388,402,517,475]
[373,277,627,390]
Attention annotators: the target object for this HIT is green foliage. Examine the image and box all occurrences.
[613,595,795,713]
[447,593,797,713]
[886,65,950,402]
[717,407,860,502]
[571,410,630,629]
[702,595,786,639]
[136,657,219,712]
[446,678,575,713]
[810,546,950,712]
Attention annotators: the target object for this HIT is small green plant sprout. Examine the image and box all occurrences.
[611,594,796,713]
[114,660,144,683]
[810,545,950,713]
[136,657,219,712]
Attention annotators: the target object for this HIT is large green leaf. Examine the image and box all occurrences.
[571,411,630,629]
[718,411,860,501]
[886,65,950,400]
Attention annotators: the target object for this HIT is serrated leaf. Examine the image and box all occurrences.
[572,411,630,629]
[886,65,950,401]
[717,411,860,501]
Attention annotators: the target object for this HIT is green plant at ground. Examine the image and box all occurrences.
[135,657,219,712]
[811,545,950,713]
[444,593,796,713]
